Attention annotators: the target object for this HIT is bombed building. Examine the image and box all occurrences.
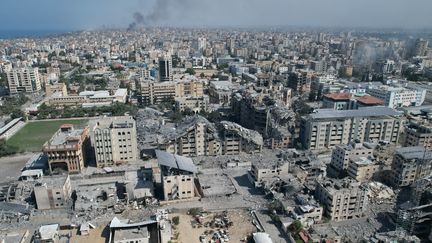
[156,115,264,157]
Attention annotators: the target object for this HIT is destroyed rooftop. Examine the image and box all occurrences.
[156,150,198,174]
[319,178,365,192]
[47,125,84,146]
[219,121,263,145]
[158,115,217,142]
[35,175,68,188]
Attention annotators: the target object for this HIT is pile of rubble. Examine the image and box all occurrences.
[368,181,395,204]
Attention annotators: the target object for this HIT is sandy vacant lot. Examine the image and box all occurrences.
[173,209,256,243]
[0,153,34,184]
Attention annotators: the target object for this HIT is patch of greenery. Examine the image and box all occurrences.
[0,139,19,157]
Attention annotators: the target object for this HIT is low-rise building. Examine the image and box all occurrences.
[140,80,203,105]
[208,81,235,105]
[156,150,197,201]
[347,157,379,182]
[34,224,60,243]
[175,95,209,113]
[329,142,375,176]
[367,85,426,108]
[34,175,71,210]
[43,124,90,173]
[248,154,290,187]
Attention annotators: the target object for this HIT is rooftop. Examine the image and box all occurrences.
[114,227,149,242]
[47,125,85,147]
[355,95,384,105]
[39,224,59,240]
[156,150,197,174]
[350,157,375,166]
[396,146,432,160]
[323,92,352,101]
[308,107,401,120]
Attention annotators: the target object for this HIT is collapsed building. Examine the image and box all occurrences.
[397,176,432,240]
[155,150,198,201]
[231,88,296,149]
[157,115,263,157]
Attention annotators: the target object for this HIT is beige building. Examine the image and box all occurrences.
[248,159,289,186]
[162,174,195,200]
[175,95,209,113]
[329,142,374,175]
[156,150,197,201]
[43,124,90,173]
[90,116,138,167]
[140,80,203,105]
[315,178,369,222]
[302,107,402,150]
[34,175,71,210]
[45,83,67,97]
[159,116,221,157]
[158,116,263,157]
[7,67,41,94]
[404,121,432,149]
[45,89,128,107]
[391,146,432,187]
[208,81,235,105]
[347,157,379,182]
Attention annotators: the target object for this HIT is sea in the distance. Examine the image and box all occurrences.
[0,30,72,39]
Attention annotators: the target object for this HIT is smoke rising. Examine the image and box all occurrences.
[128,0,192,30]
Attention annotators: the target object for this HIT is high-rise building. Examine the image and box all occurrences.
[90,116,138,167]
[413,38,429,57]
[6,67,41,94]
[301,107,402,150]
[158,56,173,82]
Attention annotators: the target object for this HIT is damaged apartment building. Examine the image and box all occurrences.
[155,150,198,201]
[157,115,263,157]
[231,86,296,149]
[42,124,91,173]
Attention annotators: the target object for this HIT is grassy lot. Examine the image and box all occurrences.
[7,119,89,152]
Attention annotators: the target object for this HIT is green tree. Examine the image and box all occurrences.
[0,139,19,157]
[185,68,196,75]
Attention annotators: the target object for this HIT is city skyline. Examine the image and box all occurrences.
[1,0,432,31]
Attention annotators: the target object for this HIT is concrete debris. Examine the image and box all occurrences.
[219,121,263,145]
[368,181,395,203]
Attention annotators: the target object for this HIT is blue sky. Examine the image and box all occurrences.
[1,0,432,30]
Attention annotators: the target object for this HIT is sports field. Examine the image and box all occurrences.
[7,119,89,152]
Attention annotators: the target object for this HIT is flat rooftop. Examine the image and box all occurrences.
[197,168,236,197]
[114,227,149,242]
[49,125,84,146]
[308,107,401,120]
[396,146,432,160]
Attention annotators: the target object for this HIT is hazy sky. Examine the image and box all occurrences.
[1,0,432,30]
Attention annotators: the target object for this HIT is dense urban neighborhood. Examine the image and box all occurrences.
[0,21,431,243]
